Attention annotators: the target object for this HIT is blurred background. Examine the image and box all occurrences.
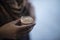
[29,0,60,40]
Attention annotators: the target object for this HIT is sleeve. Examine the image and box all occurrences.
[0,3,13,27]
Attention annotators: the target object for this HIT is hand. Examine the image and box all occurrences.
[0,19,35,39]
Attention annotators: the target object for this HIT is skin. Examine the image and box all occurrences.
[0,0,35,39]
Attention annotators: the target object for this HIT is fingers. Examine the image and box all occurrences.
[8,18,20,24]
[16,23,35,34]
[16,23,35,28]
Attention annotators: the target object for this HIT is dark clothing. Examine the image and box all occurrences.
[0,34,30,40]
[0,0,30,26]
